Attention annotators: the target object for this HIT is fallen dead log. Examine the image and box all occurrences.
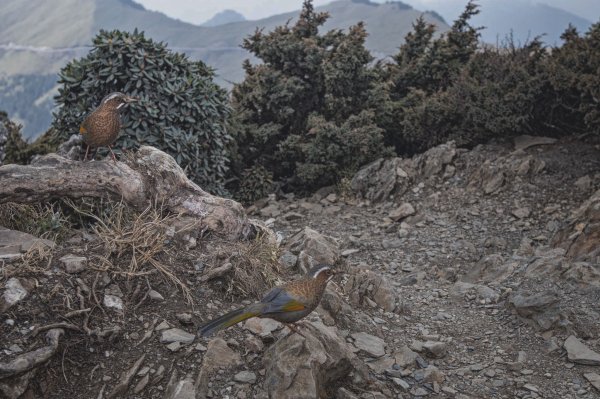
[0,146,252,240]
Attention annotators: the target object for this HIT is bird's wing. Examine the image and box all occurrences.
[260,287,306,314]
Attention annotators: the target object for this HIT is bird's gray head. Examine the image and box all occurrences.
[101,92,138,109]
[307,264,335,282]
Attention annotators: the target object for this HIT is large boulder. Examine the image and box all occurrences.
[413,141,457,179]
[351,157,414,203]
[551,189,600,263]
[286,227,339,273]
[343,269,397,312]
[263,321,354,399]
[508,290,563,331]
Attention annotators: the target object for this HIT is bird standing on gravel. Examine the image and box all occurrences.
[79,92,138,161]
[198,264,336,337]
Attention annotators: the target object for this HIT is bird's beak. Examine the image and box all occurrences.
[125,96,139,103]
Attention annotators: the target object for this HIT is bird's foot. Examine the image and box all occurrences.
[285,323,306,338]
[82,145,90,162]
[108,146,118,163]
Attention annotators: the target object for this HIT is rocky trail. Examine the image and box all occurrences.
[1,135,599,398]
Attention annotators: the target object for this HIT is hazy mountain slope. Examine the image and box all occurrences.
[0,0,449,138]
[475,1,593,45]
[201,10,246,27]
[406,0,593,45]
[1,0,94,47]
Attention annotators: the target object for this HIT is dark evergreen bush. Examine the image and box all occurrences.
[52,29,231,194]
[546,22,600,135]
[230,1,390,199]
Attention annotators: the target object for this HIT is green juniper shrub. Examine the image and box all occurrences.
[52,29,231,195]
[378,2,483,153]
[230,0,389,198]
[546,22,600,136]
[1,111,27,165]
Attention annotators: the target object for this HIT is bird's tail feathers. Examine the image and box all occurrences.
[198,303,264,337]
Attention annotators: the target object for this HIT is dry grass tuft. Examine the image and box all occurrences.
[1,241,55,281]
[66,199,194,304]
[0,202,71,242]
[336,176,355,202]
[224,234,282,300]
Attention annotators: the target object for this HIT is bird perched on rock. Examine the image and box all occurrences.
[79,92,138,161]
[198,264,336,337]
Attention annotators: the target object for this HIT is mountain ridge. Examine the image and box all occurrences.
[0,0,449,138]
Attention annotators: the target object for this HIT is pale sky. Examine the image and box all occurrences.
[136,0,598,25]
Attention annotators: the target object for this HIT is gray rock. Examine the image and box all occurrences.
[264,321,354,399]
[155,321,170,331]
[287,227,339,268]
[551,188,600,262]
[260,204,281,218]
[575,175,592,191]
[341,249,360,257]
[134,373,150,394]
[513,135,557,151]
[509,290,561,330]
[512,207,531,219]
[394,345,419,368]
[103,294,123,311]
[462,254,513,284]
[166,342,181,352]
[389,203,416,221]
[414,365,445,383]
[234,371,257,384]
[164,374,195,399]
[337,387,360,399]
[148,289,164,301]
[422,341,447,359]
[415,141,457,179]
[0,227,54,261]
[351,157,414,203]
[59,254,87,273]
[160,328,195,345]
[450,281,499,302]
[244,318,280,337]
[176,313,193,324]
[278,251,298,268]
[202,337,242,371]
[584,373,600,391]
[392,378,410,390]
[372,281,396,312]
[381,238,403,249]
[484,172,505,194]
[351,332,386,358]
[1,278,30,313]
[564,336,600,365]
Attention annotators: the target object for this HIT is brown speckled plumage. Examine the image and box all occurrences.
[79,92,137,161]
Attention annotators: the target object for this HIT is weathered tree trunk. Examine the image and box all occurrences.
[0,146,252,240]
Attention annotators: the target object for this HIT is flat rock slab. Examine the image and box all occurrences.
[244,318,280,337]
[202,337,242,371]
[160,328,195,345]
[234,370,257,384]
[585,373,600,391]
[351,332,386,358]
[514,135,557,151]
[0,227,55,261]
[59,254,87,273]
[564,335,600,365]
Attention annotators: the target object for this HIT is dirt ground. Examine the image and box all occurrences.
[1,135,599,398]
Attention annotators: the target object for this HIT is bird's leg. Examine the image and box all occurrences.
[83,144,90,162]
[108,145,117,163]
[285,323,306,338]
